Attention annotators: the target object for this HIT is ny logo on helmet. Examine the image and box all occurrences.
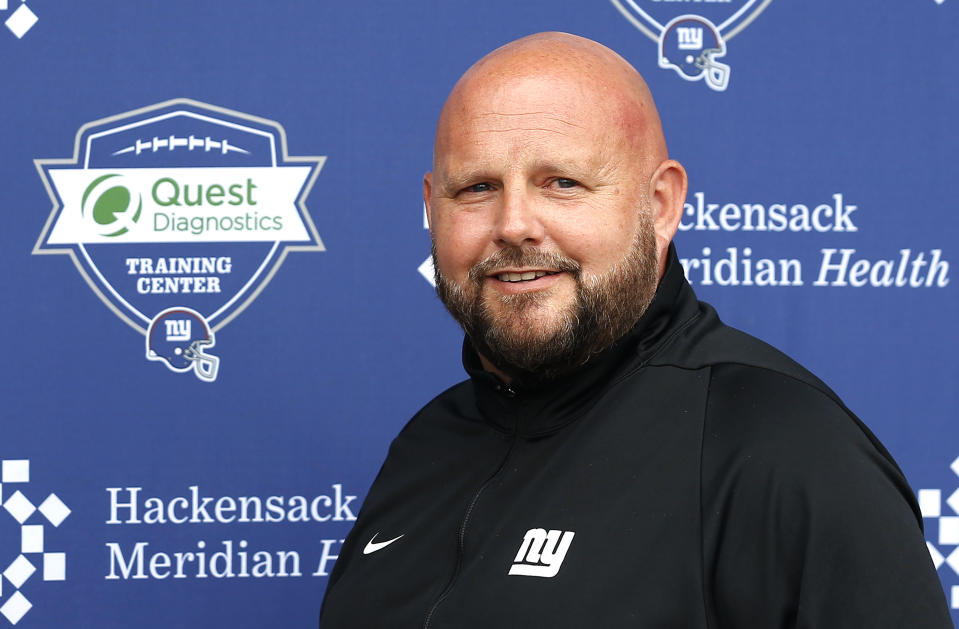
[611,0,774,91]
[146,308,220,382]
[660,16,730,91]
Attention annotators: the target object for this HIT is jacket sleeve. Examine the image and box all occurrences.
[700,364,951,629]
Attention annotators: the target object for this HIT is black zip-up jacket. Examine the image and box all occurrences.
[321,247,950,628]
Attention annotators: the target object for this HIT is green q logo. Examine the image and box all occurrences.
[81,174,142,237]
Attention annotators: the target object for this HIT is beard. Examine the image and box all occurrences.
[433,214,660,383]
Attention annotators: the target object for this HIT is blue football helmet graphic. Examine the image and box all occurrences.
[659,15,730,92]
[146,307,219,382]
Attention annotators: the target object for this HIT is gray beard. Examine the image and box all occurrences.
[433,216,660,383]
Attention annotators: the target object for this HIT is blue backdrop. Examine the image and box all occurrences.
[0,0,956,626]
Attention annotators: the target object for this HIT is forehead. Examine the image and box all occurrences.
[436,73,635,172]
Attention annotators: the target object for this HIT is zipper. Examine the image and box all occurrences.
[422,426,520,628]
[495,382,518,398]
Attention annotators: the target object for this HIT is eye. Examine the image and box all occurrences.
[554,178,580,189]
[463,182,493,194]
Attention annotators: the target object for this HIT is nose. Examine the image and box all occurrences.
[493,187,545,247]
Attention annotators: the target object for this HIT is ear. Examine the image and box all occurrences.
[647,159,688,270]
[423,172,434,233]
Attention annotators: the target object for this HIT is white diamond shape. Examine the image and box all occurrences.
[4,492,35,524]
[38,494,69,527]
[0,591,31,625]
[928,541,946,569]
[947,546,959,577]
[3,556,35,589]
[418,256,436,287]
[919,489,942,518]
[4,4,37,39]
[1,461,28,484]
[947,488,959,517]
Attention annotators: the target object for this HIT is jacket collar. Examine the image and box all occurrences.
[463,243,700,436]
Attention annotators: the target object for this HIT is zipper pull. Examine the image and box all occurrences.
[495,383,517,398]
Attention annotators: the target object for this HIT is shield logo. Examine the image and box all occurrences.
[611,0,773,91]
[34,99,325,380]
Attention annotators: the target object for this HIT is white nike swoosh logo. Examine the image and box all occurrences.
[363,532,404,555]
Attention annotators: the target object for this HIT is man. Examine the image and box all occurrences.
[321,33,950,627]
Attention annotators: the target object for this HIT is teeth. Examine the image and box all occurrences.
[496,271,552,282]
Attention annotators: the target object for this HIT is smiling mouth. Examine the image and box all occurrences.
[494,270,561,283]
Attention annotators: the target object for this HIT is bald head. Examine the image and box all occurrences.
[434,32,668,174]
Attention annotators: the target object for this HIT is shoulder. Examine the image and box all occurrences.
[651,301,835,399]
[705,362,877,458]
[408,379,476,424]
[393,378,480,433]
[699,360,917,522]
[696,356,946,626]
[646,301,919,517]
[692,327,910,507]
[648,301,893,472]
[378,378,495,467]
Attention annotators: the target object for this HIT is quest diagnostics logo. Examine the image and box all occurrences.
[0,460,71,626]
[81,174,143,237]
[34,99,325,382]
[610,0,773,91]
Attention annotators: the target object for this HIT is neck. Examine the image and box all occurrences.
[479,353,513,384]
